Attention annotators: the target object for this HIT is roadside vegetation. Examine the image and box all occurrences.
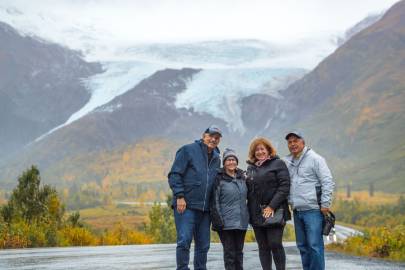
[2,166,403,262]
[0,166,151,248]
[327,193,405,261]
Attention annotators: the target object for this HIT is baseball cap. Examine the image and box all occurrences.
[285,131,304,140]
[204,125,222,137]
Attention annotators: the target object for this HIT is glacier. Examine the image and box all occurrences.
[34,61,161,141]
[176,68,306,133]
[1,0,386,137]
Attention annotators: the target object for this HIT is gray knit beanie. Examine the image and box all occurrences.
[222,148,239,165]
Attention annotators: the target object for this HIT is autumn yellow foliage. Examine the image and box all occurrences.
[59,226,98,246]
[335,191,401,205]
[329,226,405,261]
[328,196,405,262]
[100,222,152,245]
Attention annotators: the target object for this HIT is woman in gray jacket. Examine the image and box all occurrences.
[210,148,249,270]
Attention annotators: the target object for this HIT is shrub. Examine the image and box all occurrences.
[59,226,98,246]
[328,225,405,261]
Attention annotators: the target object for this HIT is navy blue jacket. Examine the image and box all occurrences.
[168,140,221,211]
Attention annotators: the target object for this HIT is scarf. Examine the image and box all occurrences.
[255,156,270,167]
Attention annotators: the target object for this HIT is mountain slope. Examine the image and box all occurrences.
[1,2,404,196]
[275,0,405,191]
[0,68,229,189]
[0,21,102,160]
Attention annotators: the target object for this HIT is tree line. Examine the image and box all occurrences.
[1,166,296,248]
[0,166,154,248]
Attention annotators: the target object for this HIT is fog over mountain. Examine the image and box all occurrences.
[0,0,403,195]
[0,0,397,139]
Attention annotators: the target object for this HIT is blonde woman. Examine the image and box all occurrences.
[246,138,291,270]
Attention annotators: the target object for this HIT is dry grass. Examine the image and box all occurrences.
[84,215,146,230]
[68,204,152,230]
[334,191,401,205]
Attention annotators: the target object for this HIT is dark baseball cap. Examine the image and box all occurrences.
[205,125,222,137]
[285,131,304,140]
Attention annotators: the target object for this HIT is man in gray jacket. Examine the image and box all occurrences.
[284,131,334,270]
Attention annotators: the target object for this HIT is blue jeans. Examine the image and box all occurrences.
[174,208,211,270]
[293,209,325,270]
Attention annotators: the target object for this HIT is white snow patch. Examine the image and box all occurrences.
[2,1,385,138]
[34,61,160,141]
[175,68,305,133]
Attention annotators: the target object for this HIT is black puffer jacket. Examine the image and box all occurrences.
[210,168,249,231]
[246,156,291,227]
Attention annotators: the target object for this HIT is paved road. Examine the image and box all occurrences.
[1,243,404,270]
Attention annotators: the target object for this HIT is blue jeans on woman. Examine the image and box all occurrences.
[174,208,211,270]
[293,209,325,270]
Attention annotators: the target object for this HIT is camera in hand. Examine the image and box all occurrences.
[323,211,335,236]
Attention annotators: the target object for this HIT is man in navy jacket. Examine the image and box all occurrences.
[168,125,222,270]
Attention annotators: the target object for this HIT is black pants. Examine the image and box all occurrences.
[218,229,247,270]
[253,225,286,270]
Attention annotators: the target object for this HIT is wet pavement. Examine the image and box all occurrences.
[1,243,404,270]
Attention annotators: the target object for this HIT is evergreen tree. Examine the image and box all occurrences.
[0,166,64,224]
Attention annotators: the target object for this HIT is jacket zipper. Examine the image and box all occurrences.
[203,153,214,210]
[291,148,310,207]
[235,177,243,227]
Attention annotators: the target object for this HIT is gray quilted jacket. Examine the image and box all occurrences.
[284,147,335,211]
[210,168,249,231]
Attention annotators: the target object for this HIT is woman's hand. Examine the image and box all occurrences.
[262,206,274,219]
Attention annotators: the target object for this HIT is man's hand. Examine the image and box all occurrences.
[177,198,187,214]
[262,206,274,219]
[320,207,330,215]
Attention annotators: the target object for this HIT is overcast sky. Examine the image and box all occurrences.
[1,0,399,44]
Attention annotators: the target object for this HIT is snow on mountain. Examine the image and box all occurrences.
[0,3,315,135]
[122,40,274,67]
[0,2,112,60]
[176,68,306,133]
[336,12,385,46]
[34,61,161,141]
[1,1,388,136]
